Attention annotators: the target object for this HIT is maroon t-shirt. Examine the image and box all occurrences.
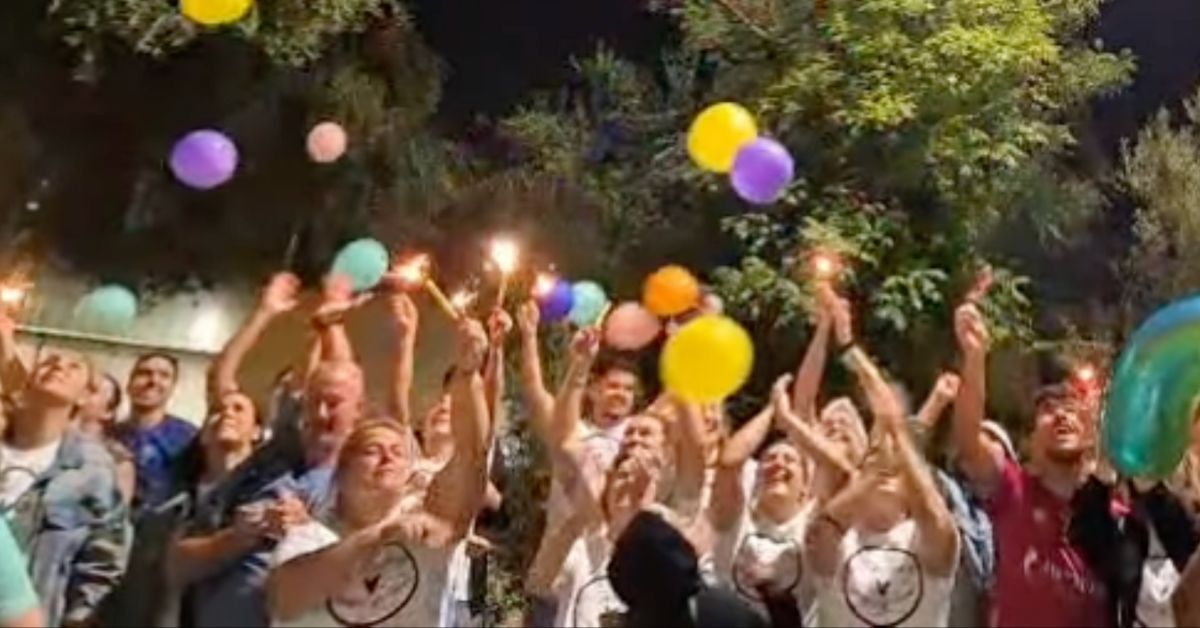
[986,459,1107,627]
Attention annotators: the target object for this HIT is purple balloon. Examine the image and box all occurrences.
[539,279,575,323]
[170,129,238,190]
[730,138,794,205]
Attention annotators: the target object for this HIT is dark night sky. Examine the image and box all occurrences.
[411,0,1200,144]
[411,0,671,123]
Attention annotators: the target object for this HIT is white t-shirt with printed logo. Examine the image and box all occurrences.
[712,502,815,622]
[816,518,957,628]
[553,531,625,628]
[1136,528,1179,628]
[0,440,61,508]
[271,518,452,628]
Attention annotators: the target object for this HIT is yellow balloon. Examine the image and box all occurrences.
[687,103,758,173]
[181,0,253,26]
[661,315,754,403]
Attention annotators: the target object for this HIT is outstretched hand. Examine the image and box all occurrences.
[455,317,489,373]
[389,292,419,339]
[516,301,540,338]
[569,326,601,364]
[955,303,990,357]
[259,272,301,316]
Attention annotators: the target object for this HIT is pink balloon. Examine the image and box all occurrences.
[306,121,347,163]
[604,302,663,350]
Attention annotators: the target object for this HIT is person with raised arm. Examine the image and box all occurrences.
[177,275,368,627]
[803,300,960,627]
[952,300,1107,626]
[266,316,492,627]
[1,350,128,627]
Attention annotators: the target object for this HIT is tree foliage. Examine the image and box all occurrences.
[1121,87,1200,314]
[47,0,404,75]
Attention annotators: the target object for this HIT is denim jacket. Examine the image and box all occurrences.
[5,431,130,626]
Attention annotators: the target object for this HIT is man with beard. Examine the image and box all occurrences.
[952,301,1107,626]
[113,352,196,514]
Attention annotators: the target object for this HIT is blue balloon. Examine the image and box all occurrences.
[74,285,139,334]
[1103,294,1200,478]
[330,238,390,292]
[539,279,575,323]
[569,281,609,327]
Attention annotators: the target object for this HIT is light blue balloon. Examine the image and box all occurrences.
[569,281,609,327]
[1103,294,1200,478]
[330,238,390,292]
[74,285,139,334]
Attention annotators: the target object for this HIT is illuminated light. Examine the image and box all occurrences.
[450,289,477,312]
[811,251,842,280]
[0,287,25,305]
[532,272,557,300]
[395,254,430,287]
[489,238,520,275]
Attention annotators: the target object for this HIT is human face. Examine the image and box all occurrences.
[819,397,867,463]
[31,351,91,405]
[127,356,177,411]
[589,368,638,428]
[603,447,659,520]
[302,362,364,457]
[757,441,807,504]
[78,375,118,424]
[621,415,665,460]
[339,426,412,498]
[205,392,259,450]
[1032,395,1093,465]
[422,394,452,442]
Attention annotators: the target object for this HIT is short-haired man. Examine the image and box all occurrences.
[113,352,197,515]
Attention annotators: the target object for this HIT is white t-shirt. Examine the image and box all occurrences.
[0,440,61,508]
[271,518,452,628]
[553,531,625,628]
[816,518,957,628]
[712,503,815,622]
[1136,528,1179,628]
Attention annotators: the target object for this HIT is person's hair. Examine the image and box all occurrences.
[591,353,642,385]
[101,373,123,413]
[1034,383,1075,411]
[133,351,180,380]
[335,418,408,479]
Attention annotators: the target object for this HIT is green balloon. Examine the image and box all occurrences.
[1103,296,1200,478]
[74,285,139,335]
[330,238,390,292]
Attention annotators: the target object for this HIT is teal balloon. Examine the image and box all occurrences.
[1103,294,1200,478]
[74,285,139,334]
[569,281,609,327]
[330,238,390,292]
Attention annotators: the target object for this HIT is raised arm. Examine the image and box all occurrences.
[792,296,833,421]
[719,400,774,468]
[423,318,491,541]
[876,385,959,577]
[0,310,27,396]
[807,469,877,577]
[913,373,960,434]
[386,292,419,429]
[484,308,513,441]
[547,327,599,449]
[312,274,364,364]
[671,400,710,519]
[209,273,300,401]
[952,303,1002,494]
[516,301,555,440]
[772,375,857,478]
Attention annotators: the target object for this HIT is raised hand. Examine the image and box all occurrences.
[771,374,795,426]
[262,491,310,540]
[954,303,990,357]
[389,292,419,339]
[487,308,514,345]
[569,326,601,364]
[259,272,301,316]
[455,317,489,373]
[932,372,961,404]
[517,301,540,339]
[817,283,853,346]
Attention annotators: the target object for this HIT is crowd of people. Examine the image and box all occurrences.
[0,266,1198,628]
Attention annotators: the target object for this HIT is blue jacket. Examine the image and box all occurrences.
[5,431,130,626]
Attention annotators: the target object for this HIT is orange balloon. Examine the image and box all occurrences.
[643,265,701,317]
